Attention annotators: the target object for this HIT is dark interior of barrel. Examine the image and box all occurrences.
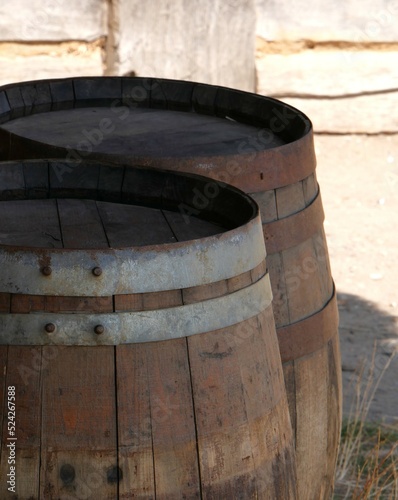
[0,161,257,250]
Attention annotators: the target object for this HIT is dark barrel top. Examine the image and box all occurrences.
[0,77,316,192]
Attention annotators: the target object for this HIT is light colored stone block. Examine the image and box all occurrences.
[280,93,398,133]
[256,50,398,96]
[255,0,398,42]
[0,46,103,86]
[108,0,256,91]
[0,0,107,41]
[256,49,398,133]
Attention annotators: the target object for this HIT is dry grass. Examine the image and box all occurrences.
[334,347,398,499]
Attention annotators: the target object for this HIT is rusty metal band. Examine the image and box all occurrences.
[0,216,265,296]
[91,133,316,194]
[0,273,272,345]
[261,190,325,254]
[277,285,339,363]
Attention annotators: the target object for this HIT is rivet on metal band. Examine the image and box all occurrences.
[41,266,52,276]
[92,267,102,277]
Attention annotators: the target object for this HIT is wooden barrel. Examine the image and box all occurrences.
[0,77,342,499]
[0,160,297,499]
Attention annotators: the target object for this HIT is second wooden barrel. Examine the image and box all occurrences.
[0,160,297,498]
[0,77,342,499]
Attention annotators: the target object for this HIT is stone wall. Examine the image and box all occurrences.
[1,0,397,132]
[0,0,107,84]
[0,0,255,91]
[255,0,398,133]
[106,0,256,91]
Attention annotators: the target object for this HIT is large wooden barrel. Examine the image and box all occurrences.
[0,77,342,499]
[0,160,297,499]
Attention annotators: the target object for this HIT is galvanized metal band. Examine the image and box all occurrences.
[0,273,272,345]
[0,216,265,296]
[261,190,325,253]
[277,285,338,363]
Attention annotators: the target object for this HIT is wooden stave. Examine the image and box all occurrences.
[252,170,341,500]
[0,309,298,498]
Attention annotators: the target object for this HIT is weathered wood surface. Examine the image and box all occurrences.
[40,346,118,498]
[0,160,297,497]
[0,347,42,498]
[0,75,342,496]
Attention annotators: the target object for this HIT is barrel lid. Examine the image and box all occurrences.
[0,159,265,296]
[0,77,316,192]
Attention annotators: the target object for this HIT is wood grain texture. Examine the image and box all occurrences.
[277,290,339,364]
[262,189,325,254]
[249,189,278,223]
[302,173,318,205]
[282,236,326,323]
[40,346,118,499]
[250,259,267,284]
[182,279,229,306]
[0,161,25,199]
[10,294,113,313]
[282,362,297,447]
[294,345,330,500]
[147,338,201,498]
[2,106,279,160]
[57,198,108,249]
[267,252,290,327]
[0,347,42,498]
[313,227,334,301]
[23,160,50,199]
[117,344,155,498]
[98,202,177,247]
[162,210,224,242]
[0,199,62,248]
[187,310,297,498]
[325,336,343,500]
[0,293,10,312]
[241,310,297,499]
[188,320,260,497]
[114,289,183,312]
[275,181,306,219]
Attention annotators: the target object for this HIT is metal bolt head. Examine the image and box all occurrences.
[42,266,52,276]
[60,463,75,484]
[92,267,102,277]
[94,325,104,335]
[45,323,56,333]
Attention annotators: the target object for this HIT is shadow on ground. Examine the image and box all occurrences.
[338,292,398,424]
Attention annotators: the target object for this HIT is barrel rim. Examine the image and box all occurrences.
[0,77,316,191]
[0,75,313,138]
[0,159,266,295]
